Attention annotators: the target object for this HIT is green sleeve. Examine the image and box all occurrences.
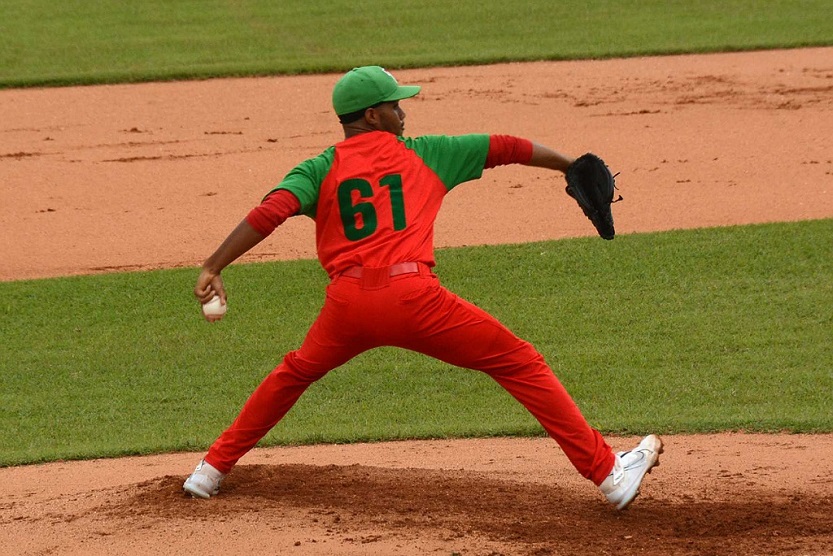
[402,134,490,191]
[268,146,335,216]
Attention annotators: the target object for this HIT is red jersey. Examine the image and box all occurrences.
[271,131,491,277]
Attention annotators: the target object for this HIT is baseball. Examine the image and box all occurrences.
[202,295,227,318]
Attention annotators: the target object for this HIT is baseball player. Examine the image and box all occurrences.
[184,66,662,510]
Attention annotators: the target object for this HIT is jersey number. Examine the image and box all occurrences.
[337,175,406,241]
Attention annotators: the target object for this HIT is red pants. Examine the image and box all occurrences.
[205,264,615,485]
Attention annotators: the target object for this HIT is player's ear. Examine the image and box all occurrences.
[363,106,381,127]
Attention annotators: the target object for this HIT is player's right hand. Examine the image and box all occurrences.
[194,268,227,305]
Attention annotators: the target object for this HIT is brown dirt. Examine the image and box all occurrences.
[1,48,832,555]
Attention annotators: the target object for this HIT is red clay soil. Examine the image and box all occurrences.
[1,48,832,555]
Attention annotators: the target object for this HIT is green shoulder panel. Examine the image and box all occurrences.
[401,134,490,191]
[268,146,336,216]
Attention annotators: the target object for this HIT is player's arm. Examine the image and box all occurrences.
[194,190,300,305]
[194,220,264,305]
[485,135,574,173]
[527,143,575,173]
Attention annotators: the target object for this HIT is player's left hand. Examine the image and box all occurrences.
[564,153,622,240]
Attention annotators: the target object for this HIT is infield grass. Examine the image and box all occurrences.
[1,220,831,467]
[2,0,832,88]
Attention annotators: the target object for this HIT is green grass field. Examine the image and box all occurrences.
[1,0,832,88]
[1,0,831,467]
[2,221,831,467]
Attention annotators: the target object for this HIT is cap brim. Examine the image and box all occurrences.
[383,85,421,103]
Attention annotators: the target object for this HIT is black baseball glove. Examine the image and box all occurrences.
[564,153,621,240]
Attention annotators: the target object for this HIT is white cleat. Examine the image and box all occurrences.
[600,434,663,510]
[183,459,225,499]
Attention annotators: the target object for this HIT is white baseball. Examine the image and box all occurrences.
[202,295,227,318]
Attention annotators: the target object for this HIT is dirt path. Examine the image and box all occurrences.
[1,48,832,555]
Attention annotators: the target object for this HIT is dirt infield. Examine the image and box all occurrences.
[1,48,832,555]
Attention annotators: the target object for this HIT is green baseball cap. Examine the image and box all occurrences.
[332,66,421,116]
